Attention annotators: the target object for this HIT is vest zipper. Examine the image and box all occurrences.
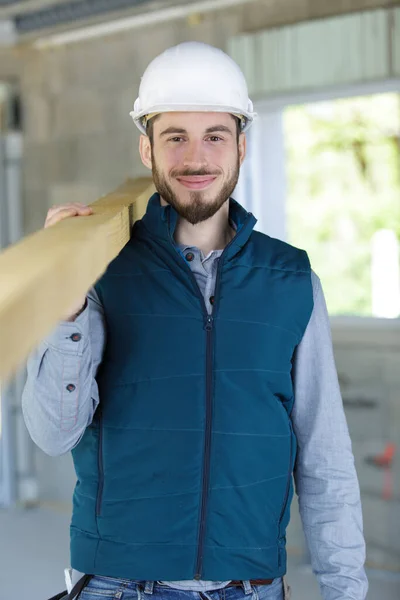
[194,313,214,579]
[162,250,214,579]
[193,240,240,579]
[166,208,247,579]
[96,411,104,516]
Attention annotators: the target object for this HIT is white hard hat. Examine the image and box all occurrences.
[130,41,257,135]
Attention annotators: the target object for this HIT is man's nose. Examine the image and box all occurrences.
[183,141,208,168]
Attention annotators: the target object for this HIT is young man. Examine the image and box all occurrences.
[22,42,368,600]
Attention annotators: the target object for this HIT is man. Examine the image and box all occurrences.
[22,42,368,600]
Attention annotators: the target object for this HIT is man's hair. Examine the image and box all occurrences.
[146,114,242,146]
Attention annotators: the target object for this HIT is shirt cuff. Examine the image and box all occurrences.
[42,300,89,356]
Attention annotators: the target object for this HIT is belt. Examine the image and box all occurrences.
[226,579,273,587]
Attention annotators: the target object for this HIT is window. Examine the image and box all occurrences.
[284,94,400,317]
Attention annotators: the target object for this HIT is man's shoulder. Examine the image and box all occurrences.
[249,230,311,273]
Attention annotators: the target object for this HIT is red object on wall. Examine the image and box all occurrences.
[365,443,396,501]
[371,443,396,468]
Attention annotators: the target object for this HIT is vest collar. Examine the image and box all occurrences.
[141,192,257,262]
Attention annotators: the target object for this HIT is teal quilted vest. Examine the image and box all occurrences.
[70,193,313,581]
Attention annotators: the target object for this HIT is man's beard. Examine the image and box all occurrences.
[151,149,240,225]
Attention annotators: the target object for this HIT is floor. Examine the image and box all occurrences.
[1,506,399,600]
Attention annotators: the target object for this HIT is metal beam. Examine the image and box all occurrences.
[0,0,76,20]
[14,0,151,33]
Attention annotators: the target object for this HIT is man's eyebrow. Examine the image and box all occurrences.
[159,125,234,137]
[204,125,233,136]
[160,127,187,137]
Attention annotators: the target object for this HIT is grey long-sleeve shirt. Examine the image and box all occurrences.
[22,245,368,600]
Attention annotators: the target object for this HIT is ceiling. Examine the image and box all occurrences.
[15,0,150,34]
[0,0,173,36]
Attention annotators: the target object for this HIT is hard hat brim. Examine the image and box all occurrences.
[130,104,257,135]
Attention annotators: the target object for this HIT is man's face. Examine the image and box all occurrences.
[139,112,246,225]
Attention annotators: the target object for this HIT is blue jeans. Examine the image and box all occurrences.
[78,578,290,600]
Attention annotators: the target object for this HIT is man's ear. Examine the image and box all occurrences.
[238,132,246,167]
[139,134,152,170]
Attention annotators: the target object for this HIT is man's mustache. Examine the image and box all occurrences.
[172,170,220,177]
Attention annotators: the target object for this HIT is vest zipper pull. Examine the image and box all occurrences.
[204,315,213,331]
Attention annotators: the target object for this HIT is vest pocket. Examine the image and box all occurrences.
[96,412,104,517]
[277,421,294,568]
[278,425,293,527]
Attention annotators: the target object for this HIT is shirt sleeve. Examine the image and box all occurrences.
[291,271,369,600]
[21,286,106,456]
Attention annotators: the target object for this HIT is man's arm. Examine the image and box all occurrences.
[291,272,368,600]
[21,286,106,456]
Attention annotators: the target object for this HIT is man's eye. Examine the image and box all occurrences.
[207,136,223,142]
[169,137,184,142]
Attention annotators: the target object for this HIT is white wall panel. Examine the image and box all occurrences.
[393,7,400,76]
[229,8,396,96]
[362,9,388,79]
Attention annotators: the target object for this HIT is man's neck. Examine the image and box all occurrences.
[162,197,236,256]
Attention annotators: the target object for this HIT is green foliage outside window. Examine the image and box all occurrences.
[284,94,400,316]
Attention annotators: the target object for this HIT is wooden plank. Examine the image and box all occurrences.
[0,177,154,382]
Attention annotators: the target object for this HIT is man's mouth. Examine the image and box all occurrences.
[176,176,217,190]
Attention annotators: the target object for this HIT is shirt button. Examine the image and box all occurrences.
[70,333,82,342]
[66,384,76,392]
[210,296,215,305]
[185,252,194,262]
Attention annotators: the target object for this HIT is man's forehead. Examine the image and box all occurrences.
[154,112,236,131]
